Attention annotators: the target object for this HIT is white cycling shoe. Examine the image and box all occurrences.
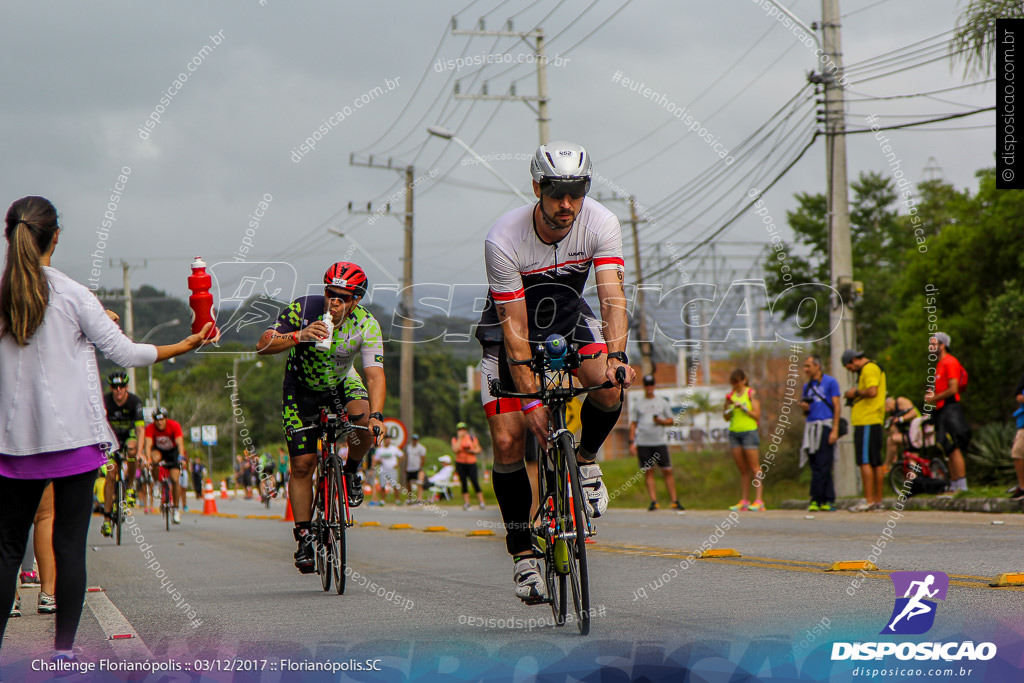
[513,557,545,604]
[578,463,608,518]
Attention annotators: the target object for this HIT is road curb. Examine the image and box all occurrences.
[780,497,1023,513]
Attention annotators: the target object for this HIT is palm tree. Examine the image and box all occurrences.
[952,0,1024,76]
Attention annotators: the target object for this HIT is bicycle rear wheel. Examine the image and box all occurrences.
[331,460,346,595]
[538,460,567,626]
[927,455,950,484]
[114,479,125,546]
[560,432,591,636]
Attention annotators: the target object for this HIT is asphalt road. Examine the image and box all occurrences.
[4,493,1023,682]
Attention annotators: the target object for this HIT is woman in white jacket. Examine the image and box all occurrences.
[0,196,215,661]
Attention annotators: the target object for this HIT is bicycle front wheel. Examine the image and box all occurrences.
[163,484,171,532]
[331,460,346,595]
[114,479,125,546]
[560,433,591,636]
[317,474,333,592]
[538,460,567,626]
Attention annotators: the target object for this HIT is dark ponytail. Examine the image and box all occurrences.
[1,196,59,345]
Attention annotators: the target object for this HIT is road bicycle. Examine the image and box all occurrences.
[107,443,131,546]
[157,465,174,532]
[886,412,949,496]
[311,408,375,594]
[490,334,623,635]
[259,468,276,509]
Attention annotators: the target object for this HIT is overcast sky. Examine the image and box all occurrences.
[1,0,993,322]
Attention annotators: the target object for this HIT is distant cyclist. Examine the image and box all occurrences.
[476,141,635,603]
[257,261,385,574]
[100,372,145,537]
[144,408,186,524]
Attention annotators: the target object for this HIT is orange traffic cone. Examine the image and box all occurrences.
[282,496,294,522]
[203,479,218,515]
[220,480,229,499]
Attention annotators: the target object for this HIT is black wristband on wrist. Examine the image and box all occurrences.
[368,412,384,422]
[607,351,628,364]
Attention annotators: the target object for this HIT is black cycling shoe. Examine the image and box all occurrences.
[346,472,364,508]
[292,528,316,574]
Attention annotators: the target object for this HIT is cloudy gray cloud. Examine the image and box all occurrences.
[1,0,992,313]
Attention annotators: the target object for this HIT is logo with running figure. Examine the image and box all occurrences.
[881,571,949,635]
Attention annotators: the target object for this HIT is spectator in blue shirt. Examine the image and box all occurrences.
[799,355,841,511]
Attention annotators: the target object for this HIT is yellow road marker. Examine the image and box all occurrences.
[697,548,741,558]
[826,561,878,572]
[990,572,1024,587]
[467,529,494,536]
[360,521,381,527]
[390,523,413,530]
[423,526,448,532]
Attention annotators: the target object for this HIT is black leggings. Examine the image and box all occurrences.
[0,469,96,650]
[455,462,481,495]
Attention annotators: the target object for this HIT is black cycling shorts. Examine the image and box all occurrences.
[282,383,368,459]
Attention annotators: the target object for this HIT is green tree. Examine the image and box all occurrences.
[765,171,908,348]
[952,0,1024,76]
[883,169,1024,423]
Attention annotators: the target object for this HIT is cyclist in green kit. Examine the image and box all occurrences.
[257,262,385,573]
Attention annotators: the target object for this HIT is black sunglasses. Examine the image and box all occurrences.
[539,178,590,200]
[325,288,356,303]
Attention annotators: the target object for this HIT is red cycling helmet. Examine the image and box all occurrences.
[323,261,368,297]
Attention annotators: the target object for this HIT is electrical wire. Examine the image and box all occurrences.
[844,79,994,101]
[842,106,995,134]
[841,0,892,19]
[601,11,787,165]
[642,132,820,281]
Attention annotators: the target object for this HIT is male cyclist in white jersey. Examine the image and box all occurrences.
[476,141,635,603]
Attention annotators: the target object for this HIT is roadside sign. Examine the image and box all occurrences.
[201,424,218,446]
[381,418,407,449]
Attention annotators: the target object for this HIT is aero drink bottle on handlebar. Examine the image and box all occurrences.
[187,257,219,339]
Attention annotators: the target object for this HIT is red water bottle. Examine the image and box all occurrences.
[187,257,218,338]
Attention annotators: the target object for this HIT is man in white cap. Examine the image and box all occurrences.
[925,332,970,492]
[629,375,683,511]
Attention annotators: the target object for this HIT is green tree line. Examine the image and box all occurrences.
[765,167,1024,427]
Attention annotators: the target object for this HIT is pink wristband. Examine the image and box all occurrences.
[522,400,543,414]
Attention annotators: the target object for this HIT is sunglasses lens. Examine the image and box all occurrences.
[326,289,354,302]
[541,179,589,199]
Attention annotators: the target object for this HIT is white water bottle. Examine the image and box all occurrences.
[315,314,334,352]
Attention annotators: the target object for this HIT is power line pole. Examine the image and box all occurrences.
[452,20,549,143]
[111,259,146,394]
[817,0,858,498]
[593,193,652,375]
[628,196,653,376]
[348,156,417,439]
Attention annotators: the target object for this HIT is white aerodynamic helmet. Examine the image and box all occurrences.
[530,141,592,185]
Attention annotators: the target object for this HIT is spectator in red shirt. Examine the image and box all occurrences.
[924,332,970,492]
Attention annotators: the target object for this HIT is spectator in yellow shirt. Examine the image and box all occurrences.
[843,350,887,512]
